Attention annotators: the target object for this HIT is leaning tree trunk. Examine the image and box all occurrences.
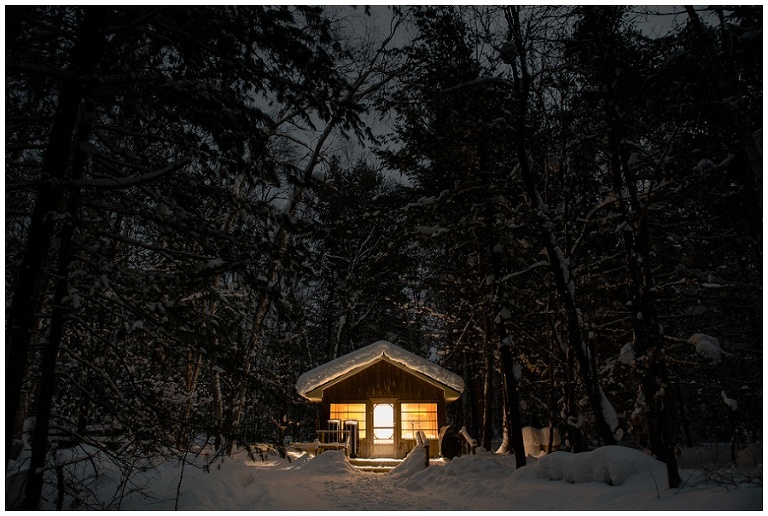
[503,6,616,447]
[23,175,81,509]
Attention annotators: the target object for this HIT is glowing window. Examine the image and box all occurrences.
[373,403,395,443]
[401,403,438,440]
[330,403,366,440]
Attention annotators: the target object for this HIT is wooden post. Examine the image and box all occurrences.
[424,440,430,468]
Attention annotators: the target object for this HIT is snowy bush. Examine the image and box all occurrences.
[293,450,357,475]
[522,426,561,457]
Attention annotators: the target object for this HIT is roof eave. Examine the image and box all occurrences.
[298,354,462,403]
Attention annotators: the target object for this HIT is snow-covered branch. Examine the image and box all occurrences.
[73,157,192,189]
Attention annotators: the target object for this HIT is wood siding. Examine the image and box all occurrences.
[318,359,448,458]
[323,360,446,402]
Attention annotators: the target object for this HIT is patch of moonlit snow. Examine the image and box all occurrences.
[687,333,723,362]
[721,390,738,411]
[599,389,624,441]
[618,342,635,364]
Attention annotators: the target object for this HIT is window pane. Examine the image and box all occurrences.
[373,403,395,443]
[330,403,366,440]
[401,403,438,440]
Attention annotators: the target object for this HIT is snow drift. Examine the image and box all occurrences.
[534,446,667,486]
[12,442,761,510]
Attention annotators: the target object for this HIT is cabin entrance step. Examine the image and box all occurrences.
[348,458,402,473]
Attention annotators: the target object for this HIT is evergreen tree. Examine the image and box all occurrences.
[5,6,397,507]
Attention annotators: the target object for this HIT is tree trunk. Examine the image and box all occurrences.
[490,259,525,467]
[504,5,616,447]
[482,317,495,451]
[224,34,399,454]
[177,350,203,449]
[499,339,526,468]
[461,351,478,440]
[23,93,103,508]
[564,344,582,452]
[5,6,110,471]
[23,190,79,509]
[474,126,526,465]
[606,102,681,488]
[212,369,225,451]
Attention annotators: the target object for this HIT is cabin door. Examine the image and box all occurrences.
[371,402,396,458]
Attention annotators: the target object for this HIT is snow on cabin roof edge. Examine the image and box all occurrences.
[295,340,465,398]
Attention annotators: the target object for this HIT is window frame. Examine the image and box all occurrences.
[400,402,438,440]
[329,402,367,440]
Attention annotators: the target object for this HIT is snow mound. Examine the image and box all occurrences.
[391,449,517,503]
[687,333,723,362]
[389,444,430,479]
[536,446,667,486]
[435,450,516,480]
[296,340,464,397]
[293,450,357,475]
[30,443,762,511]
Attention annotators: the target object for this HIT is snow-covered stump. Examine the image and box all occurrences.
[522,427,540,458]
[721,390,741,465]
[439,426,461,459]
[522,426,562,458]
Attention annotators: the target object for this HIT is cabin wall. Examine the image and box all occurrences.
[322,360,445,401]
[320,401,445,459]
[319,360,448,459]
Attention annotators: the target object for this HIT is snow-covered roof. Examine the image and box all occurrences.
[296,340,464,401]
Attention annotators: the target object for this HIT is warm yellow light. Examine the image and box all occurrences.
[372,403,395,442]
[401,403,438,440]
[373,403,394,427]
[330,403,366,440]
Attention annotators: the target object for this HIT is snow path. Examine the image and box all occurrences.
[245,452,513,511]
[35,444,762,510]
[274,471,467,511]
[217,449,761,511]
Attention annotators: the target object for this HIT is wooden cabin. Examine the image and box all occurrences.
[296,340,464,459]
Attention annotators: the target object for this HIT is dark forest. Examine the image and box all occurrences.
[5,5,762,509]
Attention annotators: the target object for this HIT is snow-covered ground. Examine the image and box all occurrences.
[19,442,762,511]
